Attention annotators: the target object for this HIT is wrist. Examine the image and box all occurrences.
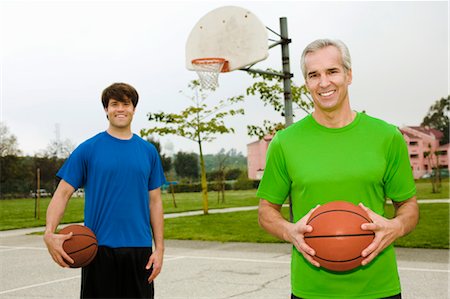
[44,227,56,235]
[391,217,405,238]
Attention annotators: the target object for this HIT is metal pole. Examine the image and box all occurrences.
[280,17,294,222]
[279,17,293,127]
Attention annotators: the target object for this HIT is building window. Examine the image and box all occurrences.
[409,141,418,146]
[410,154,419,159]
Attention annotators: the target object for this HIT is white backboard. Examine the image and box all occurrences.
[186,6,269,72]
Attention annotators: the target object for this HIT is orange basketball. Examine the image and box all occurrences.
[59,225,98,268]
[304,201,375,272]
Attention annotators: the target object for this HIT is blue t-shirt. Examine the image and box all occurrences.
[57,131,166,248]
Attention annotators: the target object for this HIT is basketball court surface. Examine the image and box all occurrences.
[0,231,448,299]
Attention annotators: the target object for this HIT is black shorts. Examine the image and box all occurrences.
[81,246,154,299]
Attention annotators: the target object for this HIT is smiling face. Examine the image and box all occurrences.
[104,97,135,131]
[304,45,352,114]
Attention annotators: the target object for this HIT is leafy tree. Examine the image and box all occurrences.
[424,144,442,193]
[0,156,34,197]
[0,122,22,157]
[39,138,75,159]
[173,151,199,182]
[33,156,66,193]
[214,149,230,203]
[421,96,450,145]
[146,137,176,207]
[225,168,242,180]
[246,70,314,139]
[145,137,172,173]
[203,148,247,171]
[141,80,244,214]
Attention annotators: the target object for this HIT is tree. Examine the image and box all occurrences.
[146,137,177,207]
[0,122,22,157]
[204,148,247,171]
[214,149,231,203]
[145,137,172,173]
[246,70,314,139]
[173,151,199,182]
[225,168,242,180]
[0,155,34,198]
[40,138,75,159]
[141,80,244,214]
[424,144,442,193]
[421,96,450,145]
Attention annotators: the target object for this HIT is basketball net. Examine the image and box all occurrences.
[191,58,226,90]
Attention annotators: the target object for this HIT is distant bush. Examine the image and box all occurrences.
[172,182,233,193]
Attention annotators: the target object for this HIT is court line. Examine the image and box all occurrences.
[0,275,80,295]
[164,255,449,273]
[398,267,449,273]
[0,245,47,251]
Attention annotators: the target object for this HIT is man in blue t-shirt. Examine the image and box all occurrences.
[44,83,166,299]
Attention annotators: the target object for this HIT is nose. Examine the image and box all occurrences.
[319,75,331,88]
[116,103,126,111]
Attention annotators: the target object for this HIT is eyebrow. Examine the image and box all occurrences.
[307,67,341,76]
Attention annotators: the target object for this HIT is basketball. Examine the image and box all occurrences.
[59,225,98,268]
[304,201,375,272]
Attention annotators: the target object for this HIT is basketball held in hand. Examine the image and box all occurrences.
[304,201,375,272]
[59,225,98,268]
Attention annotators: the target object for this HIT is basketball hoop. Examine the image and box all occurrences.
[191,58,228,90]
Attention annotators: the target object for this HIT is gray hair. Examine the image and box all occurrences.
[300,39,352,79]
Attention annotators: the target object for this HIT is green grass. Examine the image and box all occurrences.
[0,197,85,231]
[165,209,282,243]
[165,203,449,249]
[0,190,259,231]
[1,184,449,249]
[162,189,259,213]
[414,178,449,199]
[385,203,449,249]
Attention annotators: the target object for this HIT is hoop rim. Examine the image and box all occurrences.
[191,57,229,72]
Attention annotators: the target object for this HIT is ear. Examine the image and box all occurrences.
[347,69,353,85]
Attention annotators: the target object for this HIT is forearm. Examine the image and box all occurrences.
[392,196,419,238]
[258,199,292,243]
[45,181,74,234]
[150,190,164,252]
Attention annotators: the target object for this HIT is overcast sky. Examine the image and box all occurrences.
[1,1,448,157]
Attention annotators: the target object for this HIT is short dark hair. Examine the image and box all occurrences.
[101,83,139,109]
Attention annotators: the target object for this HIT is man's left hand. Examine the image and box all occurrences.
[358,203,403,266]
[146,249,164,283]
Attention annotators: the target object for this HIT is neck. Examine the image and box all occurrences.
[107,126,133,140]
[312,108,356,128]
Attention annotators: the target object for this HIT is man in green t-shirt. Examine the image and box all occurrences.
[257,39,419,299]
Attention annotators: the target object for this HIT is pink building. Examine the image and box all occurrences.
[247,126,449,180]
[400,126,449,179]
[247,135,273,180]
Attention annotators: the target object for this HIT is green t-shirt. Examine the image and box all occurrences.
[256,112,416,299]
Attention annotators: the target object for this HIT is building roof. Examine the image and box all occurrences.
[408,126,444,139]
[399,129,418,139]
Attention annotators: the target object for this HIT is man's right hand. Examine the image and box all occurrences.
[286,205,321,268]
[258,200,321,267]
[43,230,74,268]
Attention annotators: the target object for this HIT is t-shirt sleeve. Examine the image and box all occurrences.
[383,128,416,201]
[256,133,291,205]
[56,145,86,190]
[148,147,167,191]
